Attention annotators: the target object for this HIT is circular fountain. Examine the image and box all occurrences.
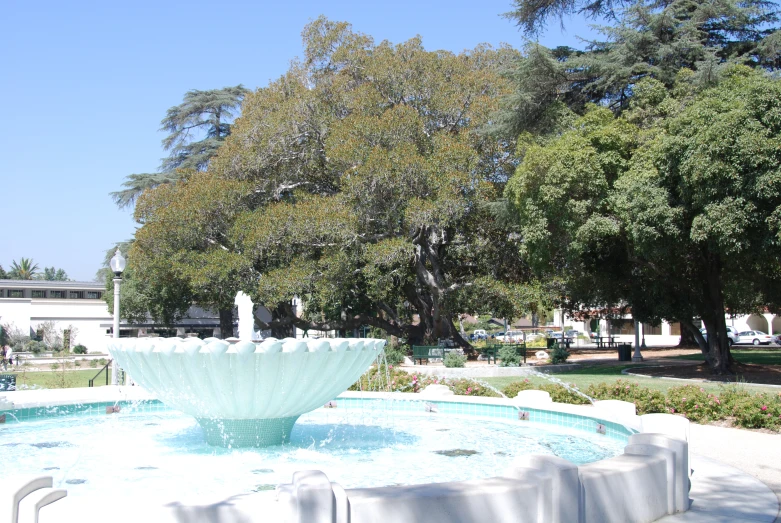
[108,336,384,446]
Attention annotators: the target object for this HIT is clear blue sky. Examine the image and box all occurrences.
[1,0,599,282]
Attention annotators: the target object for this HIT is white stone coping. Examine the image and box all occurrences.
[2,386,641,434]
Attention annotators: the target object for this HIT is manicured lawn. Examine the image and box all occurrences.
[673,349,781,366]
[4,369,114,389]
[481,363,781,395]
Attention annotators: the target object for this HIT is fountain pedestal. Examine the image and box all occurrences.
[108,337,384,447]
[197,416,300,446]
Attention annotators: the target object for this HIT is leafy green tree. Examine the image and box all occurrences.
[35,267,68,281]
[111,86,249,208]
[0,265,7,279]
[8,258,39,280]
[496,0,780,137]
[131,18,544,347]
[507,68,781,374]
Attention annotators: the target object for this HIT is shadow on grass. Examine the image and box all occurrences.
[673,350,781,366]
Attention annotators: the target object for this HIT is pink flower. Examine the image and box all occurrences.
[466,387,472,394]
[715,399,720,405]
[700,388,705,392]
[625,386,630,390]
[761,405,768,411]
[669,408,676,413]
[681,398,686,402]
[694,405,698,409]
[475,387,479,390]
[389,365,393,369]
[524,379,530,383]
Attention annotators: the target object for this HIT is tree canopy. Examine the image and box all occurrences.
[506,67,781,373]
[129,18,545,345]
[8,258,39,280]
[496,0,780,137]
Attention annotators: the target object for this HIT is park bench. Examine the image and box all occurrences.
[412,345,460,365]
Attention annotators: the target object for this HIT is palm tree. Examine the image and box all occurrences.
[9,258,39,280]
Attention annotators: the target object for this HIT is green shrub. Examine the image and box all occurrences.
[501,379,590,404]
[586,380,667,415]
[446,378,502,397]
[718,386,781,430]
[50,363,59,370]
[501,379,536,398]
[72,345,88,354]
[443,352,467,368]
[383,345,407,366]
[89,359,98,368]
[549,343,570,364]
[499,345,523,367]
[539,383,591,404]
[24,340,47,354]
[526,337,548,348]
[74,360,81,367]
[97,358,107,365]
[664,385,722,423]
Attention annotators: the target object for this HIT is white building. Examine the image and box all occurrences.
[0,279,225,353]
[554,308,781,346]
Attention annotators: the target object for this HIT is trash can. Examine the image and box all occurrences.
[0,374,16,391]
[617,344,632,362]
[546,338,556,349]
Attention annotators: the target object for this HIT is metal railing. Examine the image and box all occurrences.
[88,359,112,387]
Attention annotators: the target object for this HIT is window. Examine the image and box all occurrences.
[642,323,662,335]
[69,291,84,299]
[49,290,65,299]
[8,289,23,298]
[86,291,102,299]
[0,289,4,297]
[610,319,635,335]
[31,290,46,298]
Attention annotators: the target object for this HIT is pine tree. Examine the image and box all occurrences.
[111,86,249,208]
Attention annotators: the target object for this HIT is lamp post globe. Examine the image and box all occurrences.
[110,249,125,385]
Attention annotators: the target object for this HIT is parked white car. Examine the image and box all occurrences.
[736,330,773,345]
[700,326,740,345]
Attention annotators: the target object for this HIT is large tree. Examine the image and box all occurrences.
[494,0,779,137]
[130,18,545,347]
[507,68,781,373]
[111,86,249,208]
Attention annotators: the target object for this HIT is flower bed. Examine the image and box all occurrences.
[350,366,781,430]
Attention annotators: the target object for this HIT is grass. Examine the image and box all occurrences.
[481,363,781,395]
[673,349,781,366]
[5,369,115,389]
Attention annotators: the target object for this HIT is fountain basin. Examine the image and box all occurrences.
[108,337,384,446]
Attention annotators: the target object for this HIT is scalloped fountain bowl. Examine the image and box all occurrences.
[108,337,385,447]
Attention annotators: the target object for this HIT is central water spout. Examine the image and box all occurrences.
[234,291,255,341]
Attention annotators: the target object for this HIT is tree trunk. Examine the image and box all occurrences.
[677,322,699,348]
[218,308,234,339]
[700,254,733,374]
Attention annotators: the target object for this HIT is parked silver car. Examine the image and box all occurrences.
[736,330,773,345]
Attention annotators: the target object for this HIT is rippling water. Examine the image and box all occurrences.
[0,404,624,500]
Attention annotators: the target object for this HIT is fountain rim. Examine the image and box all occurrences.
[0,388,638,442]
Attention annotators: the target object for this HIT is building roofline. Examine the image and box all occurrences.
[0,279,104,289]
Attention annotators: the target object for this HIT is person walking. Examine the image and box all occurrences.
[1,344,8,371]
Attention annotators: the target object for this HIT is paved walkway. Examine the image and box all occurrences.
[678,424,781,522]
